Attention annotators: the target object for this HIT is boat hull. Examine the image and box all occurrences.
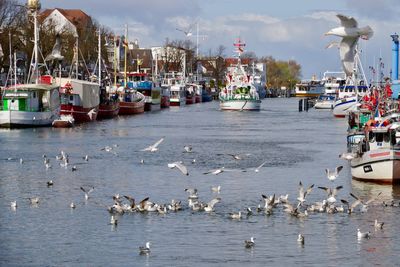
[170,98,186,107]
[195,95,202,103]
[186,96,196,105]
[118,101,145,115]
[60,104,98,123]
[333,97,357,117]
[161,96,170,108]
[351,150,400,184]
[144,102,161,112]
[0,109,59,128]
[97,102,120,120]
[314,101,334,109]
[220,100,261,111]
[202,94,213,102]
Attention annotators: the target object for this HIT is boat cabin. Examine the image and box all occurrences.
[337,84,368,99]
[1,85,60,112]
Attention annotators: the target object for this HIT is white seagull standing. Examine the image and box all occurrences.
[325,14,373,77]
[141,138,164,152]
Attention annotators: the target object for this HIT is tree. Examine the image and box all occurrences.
[259,56,301,89]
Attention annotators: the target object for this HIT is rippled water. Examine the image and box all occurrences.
[1,98,399,266]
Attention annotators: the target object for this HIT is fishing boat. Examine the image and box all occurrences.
[0,83,60,127]
[160,85,170,108]
[97,87,119,119]
[185,84,196,104]
[126,73,161,112]
[162,72,185,107]
[117,87,145,115]
[201,88,213,102]
[193,84,202,103]
[332,84,368,117]
[0,2,60,128]
[350,123,400,184]
[219,39,261,111]
[294,78,324,97]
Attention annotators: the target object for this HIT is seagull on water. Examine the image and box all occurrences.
[70,202,76,209]
[255,160,268,173]
[19,158,24,164]
[80,186,94,200]
[339,152,357,161]
[141,137,164,152]
[183,145,193,153]
[244,237,255,248]
[83,155,89,161]
[11,201,17,209]
[72,165,77,171]
[325,14,373,77]
[140,159,144,164]
[203,167,225,175]
[318,186,343,203]
[357,228,371,239]
[47,180,54,187]
[297,234,305,245]
[229,211,242,220]
[374,219,384,230]
[168,161,189,176]
[139,242,151,255]
[325,166,343,182]
[29,197,40,205]
[204,197,221,212]
[110,215,118,225]
[340,198,361,214]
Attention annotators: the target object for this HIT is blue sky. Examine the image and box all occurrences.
[39,0,400,79]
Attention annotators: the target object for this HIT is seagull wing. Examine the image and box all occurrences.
[257,160,268,169]
[207,198,221,209]
[80,186,87,193]
[340,37,358,76]
[336,166,344,175]
[152,137,164,148]
[174,162,189,175]
[337,14,358,28]
[365,191,382,205]
[124,195,135,207]
[45,34,64,61]
[332,186,343,196]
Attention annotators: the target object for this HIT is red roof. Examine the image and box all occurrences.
[40,8,92,29]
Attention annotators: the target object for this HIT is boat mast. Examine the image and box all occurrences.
[75,36,79,79]
[113,36,117,87]
[98,28,101,87]
[27,0,41,84]
[124,24,128,87]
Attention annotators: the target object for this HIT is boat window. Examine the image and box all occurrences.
[375,133,384,143]
[345,88,348,92]
[70,96,74,101]
[33,92,36,98]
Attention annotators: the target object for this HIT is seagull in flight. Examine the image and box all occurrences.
[141,137,164,152]
[168,161,189,176]
[325,166,343,182]
[325,14,373,76]
[318,186,343,203]
[80,186,94,200]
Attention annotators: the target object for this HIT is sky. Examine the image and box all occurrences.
[39,0,400,79]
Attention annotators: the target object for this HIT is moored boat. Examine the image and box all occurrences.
[350,124,400,184]
[126,73,161,112]
[58,79,100,123]
[185,84,196,105]
[160,85,170,108]
[117,88,145,115]
[219,39,261,111]
[295,78,324,97]
[0,83,60,128]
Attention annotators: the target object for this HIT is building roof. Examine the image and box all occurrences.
[40,8,92,29]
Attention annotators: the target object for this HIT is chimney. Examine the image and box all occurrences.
[391,33,399,81]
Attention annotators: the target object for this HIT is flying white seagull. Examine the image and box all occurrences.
[325,14,373,76]
[168,161,189,176]
[141,138,164,152]
[45,34,64,62]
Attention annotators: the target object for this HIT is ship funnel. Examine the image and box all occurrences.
[391,33,399,81]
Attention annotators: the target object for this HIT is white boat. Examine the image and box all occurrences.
[162,72,186,107]
[350,124,400,184]
[294,78,324,97]
[314,95,336,109]
[0,83,60,127]
[219,39,261,111]
[332,85,368,117]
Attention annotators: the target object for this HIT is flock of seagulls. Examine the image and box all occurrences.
[5,137,398,256]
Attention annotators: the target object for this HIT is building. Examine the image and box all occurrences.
[39,8,92,36]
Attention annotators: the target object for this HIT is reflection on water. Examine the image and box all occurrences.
[0,99,399,266]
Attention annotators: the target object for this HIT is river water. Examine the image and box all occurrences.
[0,98,399,266]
